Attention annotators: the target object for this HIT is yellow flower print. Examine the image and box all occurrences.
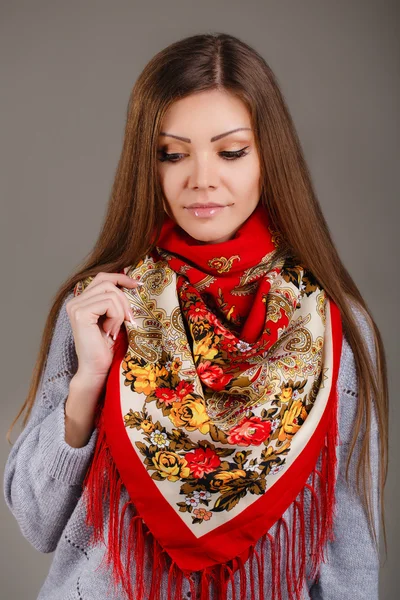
[191,322,211,338]
[279,385,293,403]
[140,419,155,433]
[122,354,137,381]
[171,358,182,374]
[152,450,190,482]
[209,469,247,492]
[278,400,308,442]
[194,332,218,360]
[169,395,211,434]
[156,365,169,379]
[129,364,157,396]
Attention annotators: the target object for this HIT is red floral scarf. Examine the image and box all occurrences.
[73,204,343,600]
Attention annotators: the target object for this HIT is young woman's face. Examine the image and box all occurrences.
[156,89,262,243]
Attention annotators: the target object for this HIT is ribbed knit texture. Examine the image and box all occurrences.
[3,291,381,599]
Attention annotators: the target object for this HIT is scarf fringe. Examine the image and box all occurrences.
[82,391,339,600]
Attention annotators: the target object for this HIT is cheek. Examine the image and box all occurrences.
[158,169,179,204]
[160,165,182,186]
[226,157,260,193]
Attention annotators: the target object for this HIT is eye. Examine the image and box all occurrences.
[220,147,250,160]
[157,146,250,163]
[157,151,185,163]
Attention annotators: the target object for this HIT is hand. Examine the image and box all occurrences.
[66,272,141,386]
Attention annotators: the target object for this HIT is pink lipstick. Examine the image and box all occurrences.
[186,203,227,219]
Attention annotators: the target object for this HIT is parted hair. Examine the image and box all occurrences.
[7,31,388,557]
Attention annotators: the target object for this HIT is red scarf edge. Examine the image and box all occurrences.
[79,299,343,600]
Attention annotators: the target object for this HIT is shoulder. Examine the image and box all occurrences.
[336,298,379,444]
[346,298,377,363]
[337,297,376,386]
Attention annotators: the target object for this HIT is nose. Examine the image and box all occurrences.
[188,152,218,189]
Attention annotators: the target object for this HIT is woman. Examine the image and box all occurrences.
[4,32,388,600]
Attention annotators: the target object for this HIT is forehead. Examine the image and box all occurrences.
[159,90,253,138]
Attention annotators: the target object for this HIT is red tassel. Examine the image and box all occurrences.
[238,555,247,598]
[249,546,256,600]
[267,533,277,600]
[226,564,236,600]
[174,568,184,600]
[167,560,175,600]
[281,517,295,599]
[276,519,283,600]
[81,380,339,600]
[189,573,197,600]
[200,568,210,600]
[293,492,306,595]
[258,538,267,599]
[147,537,163,600]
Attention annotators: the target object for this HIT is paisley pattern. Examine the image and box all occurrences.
[72,205,342,595]
[117,252,329,527]
[75,251,330,534]
[208,255,240,273]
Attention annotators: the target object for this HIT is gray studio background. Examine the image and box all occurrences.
[1,1,398,598]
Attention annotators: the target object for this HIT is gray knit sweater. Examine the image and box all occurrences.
[3,291,381,600]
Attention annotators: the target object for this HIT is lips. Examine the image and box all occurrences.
[188,203,224,208]
[185,203,228,219]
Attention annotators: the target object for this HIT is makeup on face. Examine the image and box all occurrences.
[156,90,262,243]
[185,203,229,219]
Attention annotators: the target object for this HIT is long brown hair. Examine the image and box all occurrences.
[7,32,388,557]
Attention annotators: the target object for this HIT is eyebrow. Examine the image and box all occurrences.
[158,127,252,143]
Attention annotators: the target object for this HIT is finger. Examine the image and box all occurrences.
[85,282,134,322]
[70,279,138,324]
[69,292,126,337]
[89,272,144,290]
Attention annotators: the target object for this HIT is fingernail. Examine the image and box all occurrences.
[113,332,117,341]
[106,330,111,338]
[135,280,144,286]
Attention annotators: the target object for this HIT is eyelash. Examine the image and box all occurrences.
[157,146,250,163]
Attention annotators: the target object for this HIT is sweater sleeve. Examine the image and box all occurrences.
[309,302,381,599]
[3,291,99,553]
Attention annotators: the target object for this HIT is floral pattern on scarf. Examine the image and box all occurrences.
[118,252,327,526]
